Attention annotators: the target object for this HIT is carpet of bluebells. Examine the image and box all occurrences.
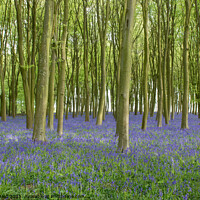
[0,113,200,199]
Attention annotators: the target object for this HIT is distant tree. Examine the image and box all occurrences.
[116,0,136,153]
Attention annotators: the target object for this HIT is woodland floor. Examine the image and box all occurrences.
[0,113,199,199]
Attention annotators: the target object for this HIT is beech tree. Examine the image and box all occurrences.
[181,0,191,129]
[141,0,149,130]
[116,0,136,153]
[156,0,163,127]
[32,0,54,141]
[15,0,33,129]
[57,0,69,136]
[96,0,110,125]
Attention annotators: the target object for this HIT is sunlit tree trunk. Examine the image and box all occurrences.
[181,0,191,129]
[116,0,136,153]
[32,0,54,141]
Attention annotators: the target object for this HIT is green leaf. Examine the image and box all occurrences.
[158,180,164,184]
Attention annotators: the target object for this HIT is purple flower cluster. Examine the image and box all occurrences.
[0,113,199,199]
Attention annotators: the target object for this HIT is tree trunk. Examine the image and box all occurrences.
[181,0,191,129]
[171,3,176,120]
[31,0,37,120]
[96,0,110,125]
[162,0,169,125]
[116,0,136,153]
[15,0,33,129]
[11,42,16,118]
[141,0,149,130]
[57,0,68,136]
[157,0,163,127]
[195,0,200,119]
[83,0,90,122]
[48,3,58,130]
[32,0,54,141]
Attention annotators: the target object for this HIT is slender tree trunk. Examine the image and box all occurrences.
[15,0,33,129]
[83,0,90,122]
[195,0,200,119]
[181,0,191,129]
[1,79,6,121]
[75,28,80,117]
[96,0,110,125]
[32,0,54,141]
[48,3,58,130]
[171,3,176,120]
[116,0,136,153]
[0,32,7,121]
[141,0,149,130]
[162,0,169,125]
[57,0,68,136]
[31,0,37,120]
[157,0,163,127]
[11,42,16,118]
